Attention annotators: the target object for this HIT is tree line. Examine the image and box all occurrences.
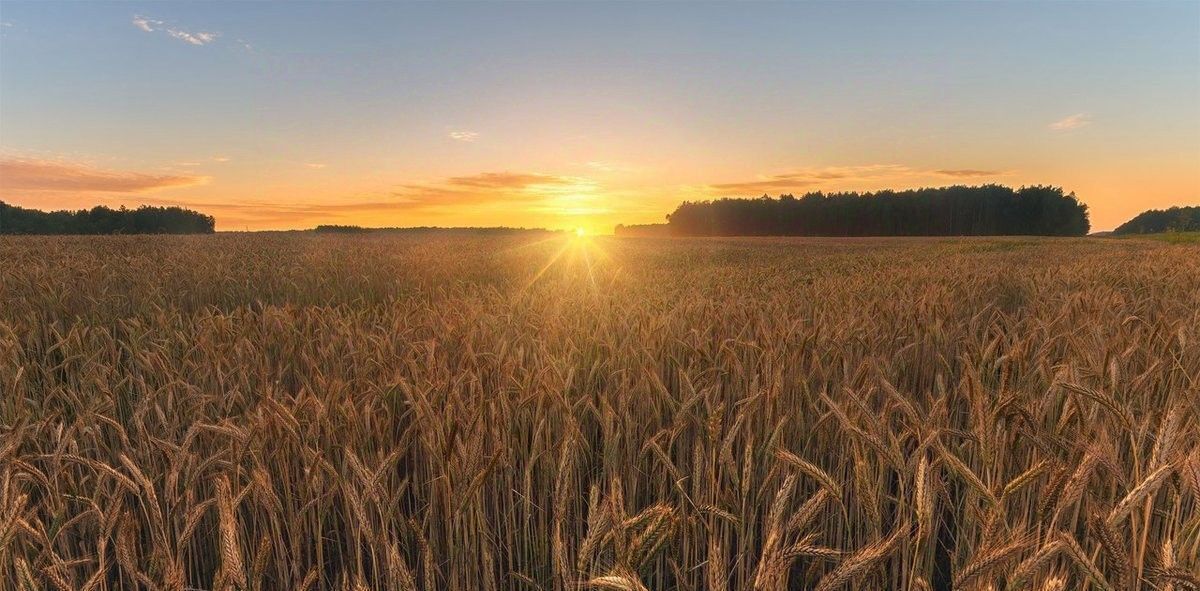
[1113,205,1199,235]
[313,224,555,235]
[0,202,216,235]
[612,223,673,237]
[645,185,1090,237]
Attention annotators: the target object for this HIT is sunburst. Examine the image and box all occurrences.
[512,231,612,299]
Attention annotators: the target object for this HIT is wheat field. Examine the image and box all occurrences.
[1,234,1197,591]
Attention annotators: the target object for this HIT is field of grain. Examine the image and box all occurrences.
[1,234,1197,591]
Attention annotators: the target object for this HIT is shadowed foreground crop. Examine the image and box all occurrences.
[1,234,1198,591]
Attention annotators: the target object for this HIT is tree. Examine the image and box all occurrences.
[1113,206,1200,235]
[664,185,1089,237]
[0,202,215,234]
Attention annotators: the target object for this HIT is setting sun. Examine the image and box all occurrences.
[1,3,1195,232]
[574,227,587,237]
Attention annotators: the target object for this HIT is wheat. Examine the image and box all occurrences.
[814,523,907,591]
[1,234,1194,590]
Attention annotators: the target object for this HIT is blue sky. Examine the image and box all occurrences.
[1,1,1197,231]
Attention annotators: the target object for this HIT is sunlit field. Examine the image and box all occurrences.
[2,234,1198,591]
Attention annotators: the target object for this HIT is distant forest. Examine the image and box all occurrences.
[618,185,1090,237]
[1113,206,1200,235]
[0,202,215,235]
[313,225,556,235]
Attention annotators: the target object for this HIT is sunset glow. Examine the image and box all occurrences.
[1,2,1197,232]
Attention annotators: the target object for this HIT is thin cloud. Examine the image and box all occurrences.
[0,157,207,194]
[449,130,479,142]
[392,171,593,209]
[167,29,218,46]
[121,170,600,224]
[132,15,219,46]
[131,171,608,224]
[710,177,823,193]
[444,172,571,189]
[305,163,327,169]
[132,15,158,32]
[1049,113,1091,131]
[130,197,419,225]
[710,165,908,193]
[710,165,1006,194]
[934,169,1002,178]
[212,156,231,163]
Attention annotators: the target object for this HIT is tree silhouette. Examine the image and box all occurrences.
[1113,206,1199,234]
[0,202,215,234]
[648,185,1089,237]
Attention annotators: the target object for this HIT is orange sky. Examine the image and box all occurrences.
[1,3,1197,233]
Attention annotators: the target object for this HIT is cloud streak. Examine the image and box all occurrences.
[132,15,219,46]
[449,130,480,142]
[0,157,207,194]
[131,15,156,32]
[933,169,1002,178]
[167,29,218,46]
[1049,113,1091,130]
[393,171,591,209]
[128,170,595,226]
[444,172,569,189]
[709,165,1004,194]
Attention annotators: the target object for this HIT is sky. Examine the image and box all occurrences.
[1,1,1198,233]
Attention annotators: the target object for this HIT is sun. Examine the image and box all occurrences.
[574,227,587,237]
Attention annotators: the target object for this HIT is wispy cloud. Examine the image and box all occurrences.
[129,171,617,225]
[167,29,218,46]
[0,157,207,194]
[444,172,568,189]
[1049,113,1091,131]
[132,15,158,32]
[933,169,1002,178]
[449,130,480,142]
[132,15,219,46]
[305,163,326,169]
[393,171,590,209]
[710,165,1005,194]
[212,156,230,163]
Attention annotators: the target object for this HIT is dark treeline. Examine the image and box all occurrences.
[1113,206,1200,235]
[0,201,215,235]
[661,185,1089,237]
[314,224,556,235]
[612,223,672,237]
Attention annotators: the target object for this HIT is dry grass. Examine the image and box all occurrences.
[1,233,1197,591]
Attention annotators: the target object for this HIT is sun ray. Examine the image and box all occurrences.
[580,239,598,294]
[514,236,574,298]
[494,232,569,256]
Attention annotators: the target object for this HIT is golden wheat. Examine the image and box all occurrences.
[0,233,1197,590]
